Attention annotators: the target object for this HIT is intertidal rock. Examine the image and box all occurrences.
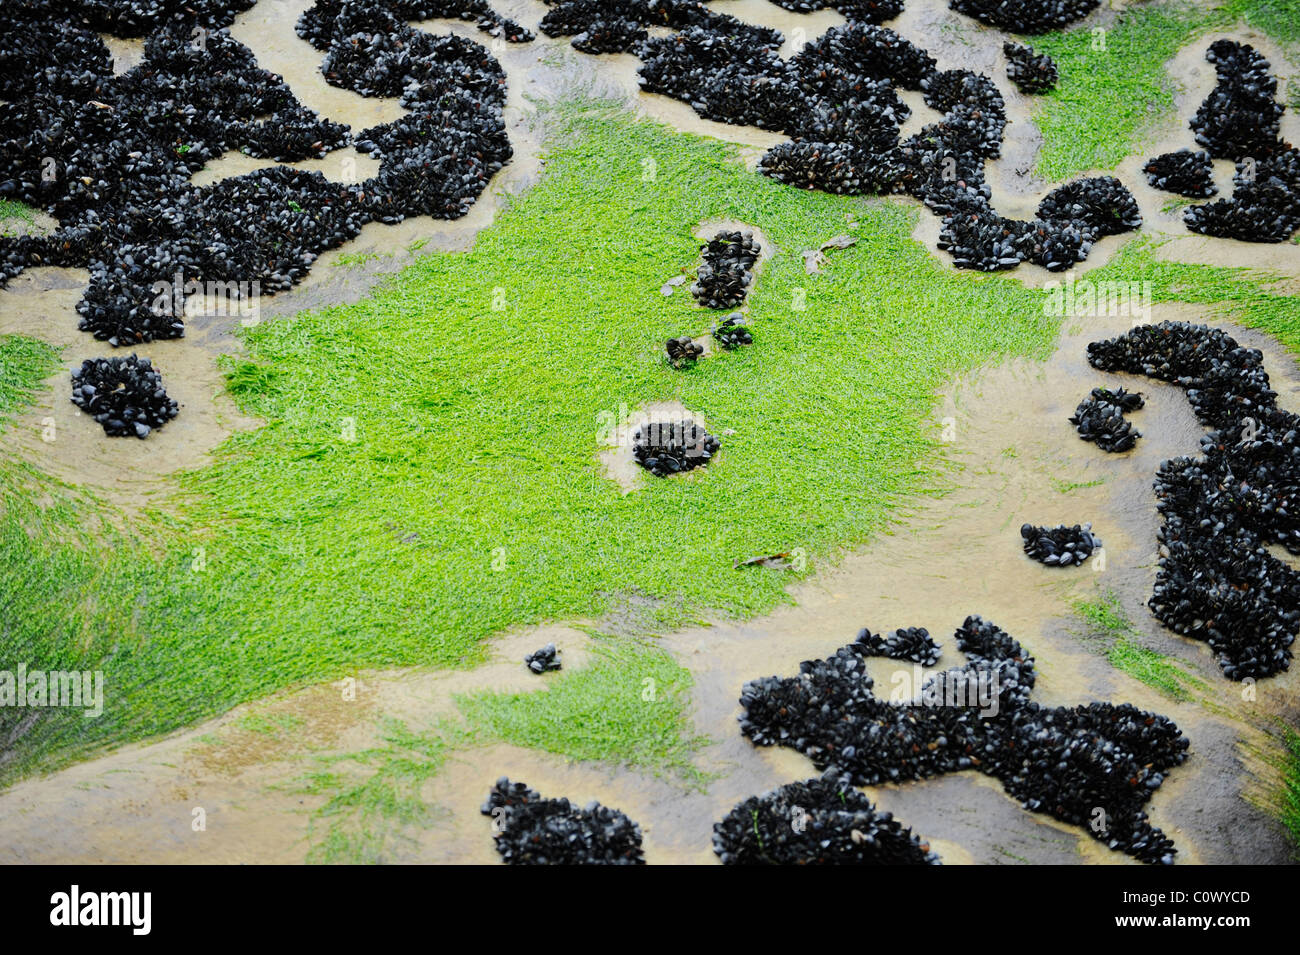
[738,616,1189,864]
[1088,321,1300,679]
[713,771,941,865]
[1021,523,1101,566]
[70,354,179,438]
[1070,386,1144,453]
[480,777,645,865]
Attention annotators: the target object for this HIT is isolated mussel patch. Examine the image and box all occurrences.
[481,778,645,865]
[632,419,720,477]
[713,771,941,865]
[712,312,752,349]
[738,616,1189,863]
[1021,523,1101,567]
[70,355,179,438]
[692,230,760,310]
[1070,387,1144,453]
[524,643,561,674]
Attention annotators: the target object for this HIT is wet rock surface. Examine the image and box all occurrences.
[713,770,941,864]
[480,777,645,865]
[632,419,720,476]
[692,230,760,310]
[1021,522,1101,566]
[1088,322,1300,680]
[1003,42,1057,95]
[70,355,180,438]
[1183,41,1300,243]
[1144,149,1218,199]
[738,616,1190,864]
[1070,386,1144,453]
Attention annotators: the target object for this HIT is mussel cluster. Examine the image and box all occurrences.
[297,0,532,48]
[1020,522,1101,566]
[1144,149,1217,199]
[948,0,1099,34]
[853,625,941,665]
[738,616,1189,863]
[692,230,760,309]
[712,771,941,865]
[1088,322,1300,679]
[1070,386,1144,453]
[632,419,720,476]
[70,354,179,438]
[1183,41,1299,243]
[712,312,753,349]
[545,17,1140,273]
[1003,42,1058,94]
[0,0,521,435]
[480,777,645,865]
[665,335,703,366]
[524,643,561,674]
[541,0,782,59]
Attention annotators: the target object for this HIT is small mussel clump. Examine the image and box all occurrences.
[1021,523,1101,566]
[480,777,645,865]
[70,355,179,438]
[1003,42,1058,94]
[692,231,761,309]
[712,312,752,349]
[853,625,941,666]
[1144,149,1217,198]
[665,335,703,367]
[712,771,941,865]
[737,615,1189,863]
[1087,321,1300,679]
[632,419,720,477]
[1070,386,1144,453]
[524,643,561,674]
